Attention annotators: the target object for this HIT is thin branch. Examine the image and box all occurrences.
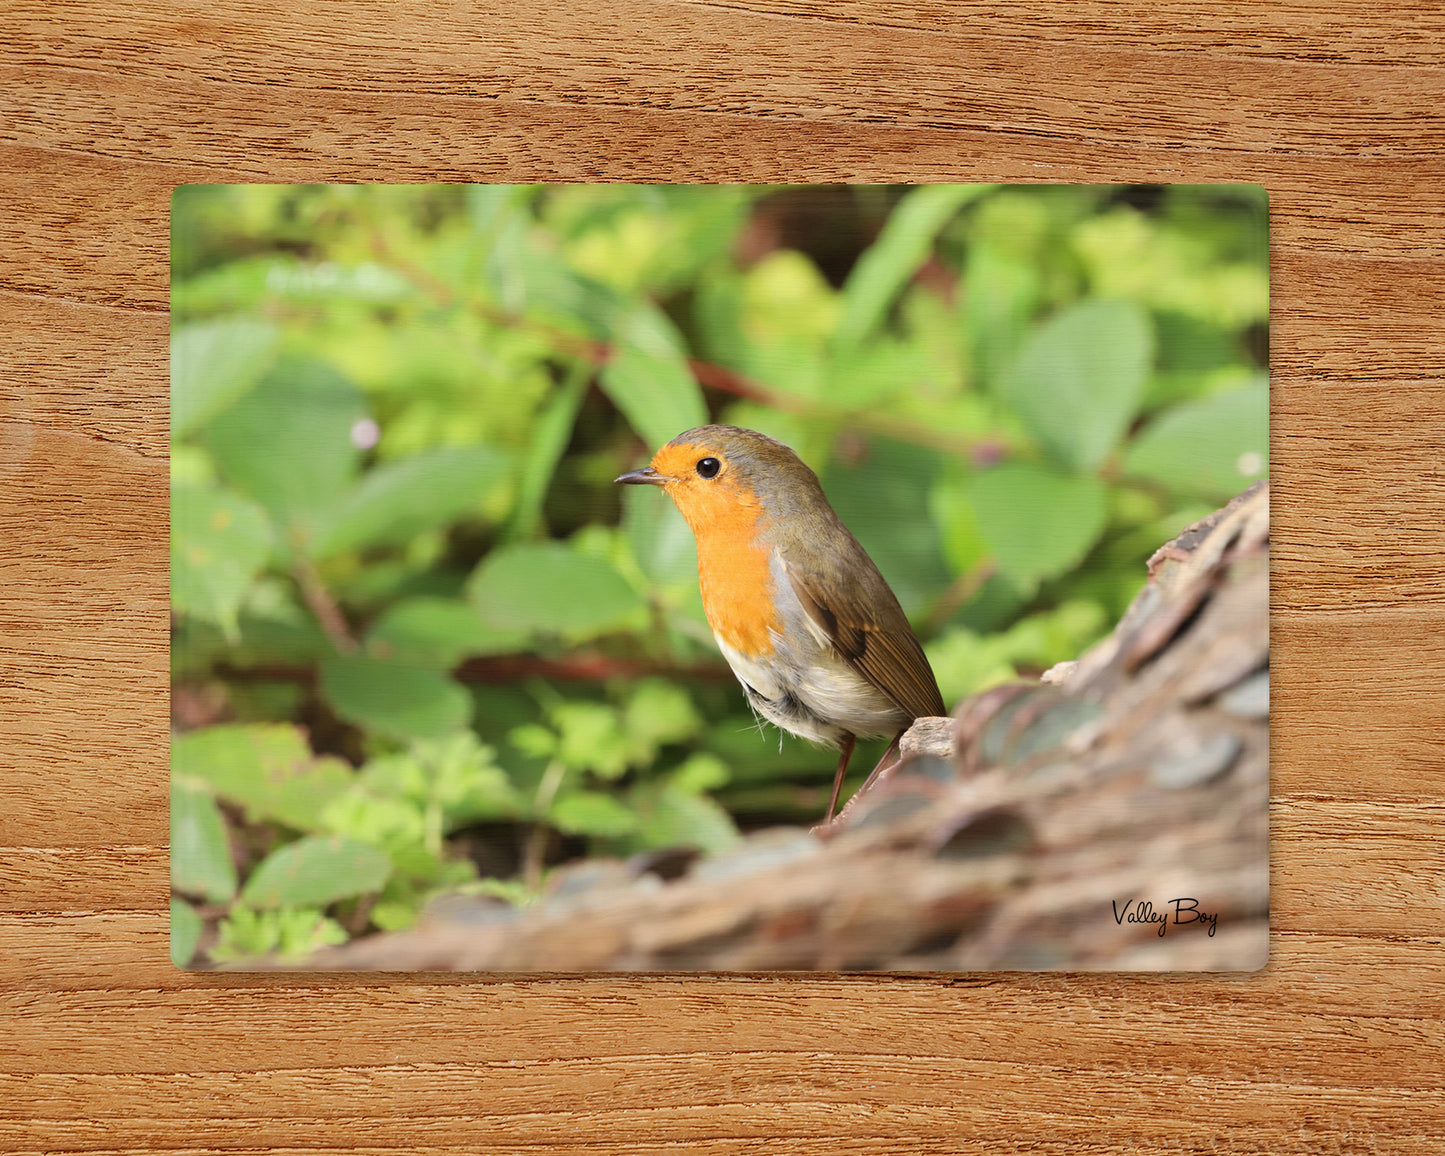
[291,556,357,653]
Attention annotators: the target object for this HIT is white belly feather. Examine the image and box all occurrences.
[710,548,907,746]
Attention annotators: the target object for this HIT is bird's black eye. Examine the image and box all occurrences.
[696,457,721,479]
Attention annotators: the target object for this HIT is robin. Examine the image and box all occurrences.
[616,425,945,822]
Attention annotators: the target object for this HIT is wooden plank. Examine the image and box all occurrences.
[2,0,1442,1150]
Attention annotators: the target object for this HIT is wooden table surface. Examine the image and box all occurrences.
[3,3,1443,1152]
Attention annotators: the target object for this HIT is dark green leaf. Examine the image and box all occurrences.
[969,462,1109,591]
[171,318,280,438]
[1000,299,1154,472]
[466,542,647,642]
[239,835,392,909]
[170,482,272,638]
[170,779,238,903]
[320,654,473,741]
[822,438,951,619]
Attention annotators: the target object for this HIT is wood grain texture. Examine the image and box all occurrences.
[2,1,1442,1151]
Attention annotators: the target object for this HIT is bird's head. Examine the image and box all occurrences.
[615,425,822,534]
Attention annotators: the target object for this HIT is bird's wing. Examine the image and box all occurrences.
[780,555,946,721]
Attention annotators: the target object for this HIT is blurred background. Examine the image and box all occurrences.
[170,183,1268,966]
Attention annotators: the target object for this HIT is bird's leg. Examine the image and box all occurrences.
[854,728,905,798]
[825,732,856,823]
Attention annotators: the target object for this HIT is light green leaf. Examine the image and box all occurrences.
[552,701,631,779]
[316,444,515,558]
[826,336,934,409]
[969,462,1109,591]
[467,542,647,642]
[1123,380,1269,498]
[210,904,348,963]
[171,318,280,439]
[1001,299,1154,472]
[170,482,272,639]
[320,654,473,742]
[170,778,238,904]
[599,302,707,450]
[366,596,527,669]
[835,184,995,348]
[201,360,367,550]
[240,834,393,909]
[549,790,640,837]
[170,898,204,969]
[670,752,730,794]
[624,679,703,754]
[171,723,354,832]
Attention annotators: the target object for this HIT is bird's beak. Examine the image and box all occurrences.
[614,467,671,486]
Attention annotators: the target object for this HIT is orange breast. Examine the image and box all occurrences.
[683,490,780,658]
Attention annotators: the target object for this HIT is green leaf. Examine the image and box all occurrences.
[320,654,473,741]
[170,482,272,639]
[1122,379,1269,498]
[201,360,368,550]
[670,752,730,794]
[366,596,527,669]
[211,904,348,962]
[467,542,647,642]
[551,701,631,778]
[631,783,741,856]
[1000,299,1154,472]
[171,723,355,832]
[623,480,698,589]
[240,834,392,909]
[170,898,204,969]
[549,790,640,837]
[962,239,1043,389]
[624,679,703,754]
[825,336,933,409]
[170,778,238,904]
[821,437,952,619]
[599,302,708,450]
[170,318,280,439]
[315,444,515,558]
[505,368,588,541]
[835,184,994,349]
[969,462,1109,591]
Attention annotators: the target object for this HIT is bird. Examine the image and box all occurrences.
[617,425,945,823]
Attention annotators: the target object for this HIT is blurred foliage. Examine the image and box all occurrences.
[170,183,1268,966]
